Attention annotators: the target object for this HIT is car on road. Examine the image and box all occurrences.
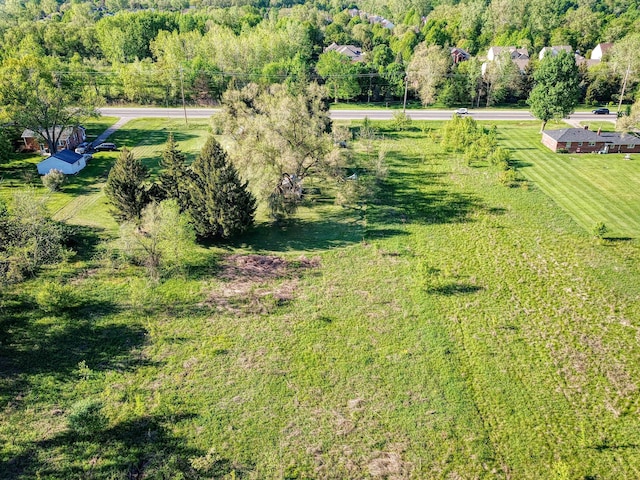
[455,108,469,115]
[94,142,117,151]
[592,108,610,115]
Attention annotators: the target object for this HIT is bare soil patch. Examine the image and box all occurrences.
[203,254,320,314]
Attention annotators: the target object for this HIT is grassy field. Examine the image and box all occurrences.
[1,118,640,479]
[499,121,640,238]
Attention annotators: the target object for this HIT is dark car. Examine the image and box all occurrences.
[94,142,117,151]
[592,108,610,115]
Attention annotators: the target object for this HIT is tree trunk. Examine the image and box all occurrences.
[540,120,547,132]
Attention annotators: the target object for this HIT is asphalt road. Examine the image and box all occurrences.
[99,107,617,123]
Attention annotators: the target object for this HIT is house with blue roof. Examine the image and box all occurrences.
[37,149,90,175]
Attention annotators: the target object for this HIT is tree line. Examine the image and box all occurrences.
[0,1,638,112]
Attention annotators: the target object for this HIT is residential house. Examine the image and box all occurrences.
[484,46,530,73]
[450,47,470,64]
[539,45,594,67]
[36,149,91,175]
[541,127,640,154]
[590,42,614,61]
[538,45,573,60]
[22,125,86,155]
[324,43,366,62]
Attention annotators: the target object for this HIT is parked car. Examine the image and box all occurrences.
[94,142,117,151]
[592,108,610,115]
[74,142,91,154]
[455,108,469,115]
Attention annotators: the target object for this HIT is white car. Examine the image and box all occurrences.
[455,108,469,115]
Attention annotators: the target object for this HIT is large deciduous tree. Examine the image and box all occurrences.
[407,43,451,106]
[528,50,580,131]
[104,148,151,223]
[0,55,98,155]
[316,50,362,103]
[187,136,256,239]
[216,83,341,220]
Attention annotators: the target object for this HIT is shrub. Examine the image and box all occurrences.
[41,169,65,191]
[593,221,608,239]
[67,398,108,436]
[489,147,511,167]
[35,281,80,313]
[499,168,518,187]
[391,111,412,131]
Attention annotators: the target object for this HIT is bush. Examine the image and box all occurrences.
[489,147,511,167]
[67,398,108,436]
[499,168,518,187]
[35,281,80,313]
[391,111,412,131]
[593,221,608,239]
[42,169,65,191]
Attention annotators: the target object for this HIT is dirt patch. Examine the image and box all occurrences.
[203,254,320,314]
[368,451,411,479]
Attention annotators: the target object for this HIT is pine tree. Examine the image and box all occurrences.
[187,137,256,239]
[104,148,150,223]
[158,133,189,208]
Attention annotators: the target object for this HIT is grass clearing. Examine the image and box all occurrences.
[498,122,640,237]
[1,119,640,478]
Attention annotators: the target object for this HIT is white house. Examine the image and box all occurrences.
[590,42,614,60]
[37,149,89,175]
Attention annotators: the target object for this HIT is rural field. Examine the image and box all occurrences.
[1,117,640,479]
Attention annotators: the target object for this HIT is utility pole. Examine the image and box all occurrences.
[617,62,631,120]
[402,74,408,113]
[180,67,188,126]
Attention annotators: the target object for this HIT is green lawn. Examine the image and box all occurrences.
[2,120,640,479]
[499,122,640,238]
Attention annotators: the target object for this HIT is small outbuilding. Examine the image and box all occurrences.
[37,149,89,175]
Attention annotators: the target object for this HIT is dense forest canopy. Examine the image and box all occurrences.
[0,0,638,109]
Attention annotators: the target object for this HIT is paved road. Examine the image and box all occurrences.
[95,107,616,143]
[99,107,617,123]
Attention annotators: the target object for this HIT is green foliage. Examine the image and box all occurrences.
[592,221,608,239]
[104,148,151,223]
[0,55,98,154]
[528,51,580,128]
[488,146,511,168]
[187,136,256,239]
[41,169,66,191]
[217,83,338,220]
[35,281,80,313]
[390,111,412,131]
[499,168,518,187]
[0,191,67,284]
[119,200,196,281]
[316,50,362,102]
[157,133,189,207]
[67,398,108,437]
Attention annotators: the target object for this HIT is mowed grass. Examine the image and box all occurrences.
[499,121,640,237]
[51,118,210,231]
[1,120,640,478]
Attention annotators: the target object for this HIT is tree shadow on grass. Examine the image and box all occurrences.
[62,224,110,261]
[0,290,152,406]
[426,283,484,295]
[219,217,407,252]
[2,413,254,479]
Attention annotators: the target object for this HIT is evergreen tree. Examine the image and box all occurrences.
[158,133,189,207]
[187,137,256,239]
[528,51,580,131]
[104,148,151,223]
